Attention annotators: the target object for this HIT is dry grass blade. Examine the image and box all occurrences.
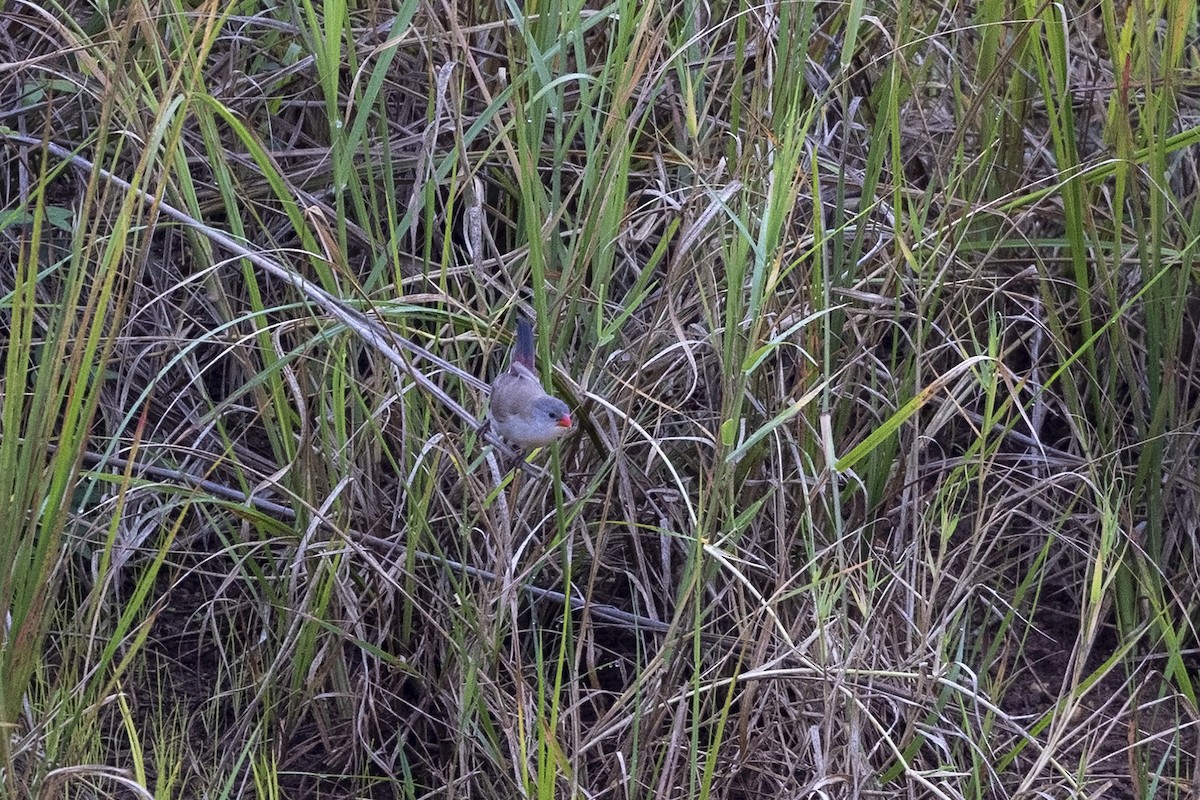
[2,0,1199,797]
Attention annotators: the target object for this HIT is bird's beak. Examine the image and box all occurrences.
[558,414,573,428]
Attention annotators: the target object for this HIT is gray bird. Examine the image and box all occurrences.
[485,317,573,449]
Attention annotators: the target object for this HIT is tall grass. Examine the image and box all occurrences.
[1,0,1198,797]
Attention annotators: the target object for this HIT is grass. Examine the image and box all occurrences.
[2,0,1199,797]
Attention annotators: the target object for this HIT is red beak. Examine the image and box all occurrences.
[558,414,573,428]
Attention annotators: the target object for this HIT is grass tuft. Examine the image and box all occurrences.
[2,0,1199,797]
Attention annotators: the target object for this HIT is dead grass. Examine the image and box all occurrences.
[1,0,1199,798]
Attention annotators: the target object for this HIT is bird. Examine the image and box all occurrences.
[483,316,574,450]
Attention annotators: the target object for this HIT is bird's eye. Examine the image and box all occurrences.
[548,411,558,419]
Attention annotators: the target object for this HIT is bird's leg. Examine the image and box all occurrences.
[503,449,525,475]
[477,417,526,475]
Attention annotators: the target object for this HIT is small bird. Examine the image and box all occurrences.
[484,317,574,450]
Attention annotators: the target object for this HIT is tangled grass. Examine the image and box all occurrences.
[1,0,1199,797]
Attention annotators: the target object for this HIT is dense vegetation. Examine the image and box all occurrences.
[2,0,1198,797]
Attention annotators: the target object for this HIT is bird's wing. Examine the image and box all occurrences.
[489,370,546,422]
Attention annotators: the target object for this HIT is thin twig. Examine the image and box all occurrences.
[75,447,728,643]
[2,131,509,448]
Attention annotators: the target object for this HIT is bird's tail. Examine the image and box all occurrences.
[513,316,535,370]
